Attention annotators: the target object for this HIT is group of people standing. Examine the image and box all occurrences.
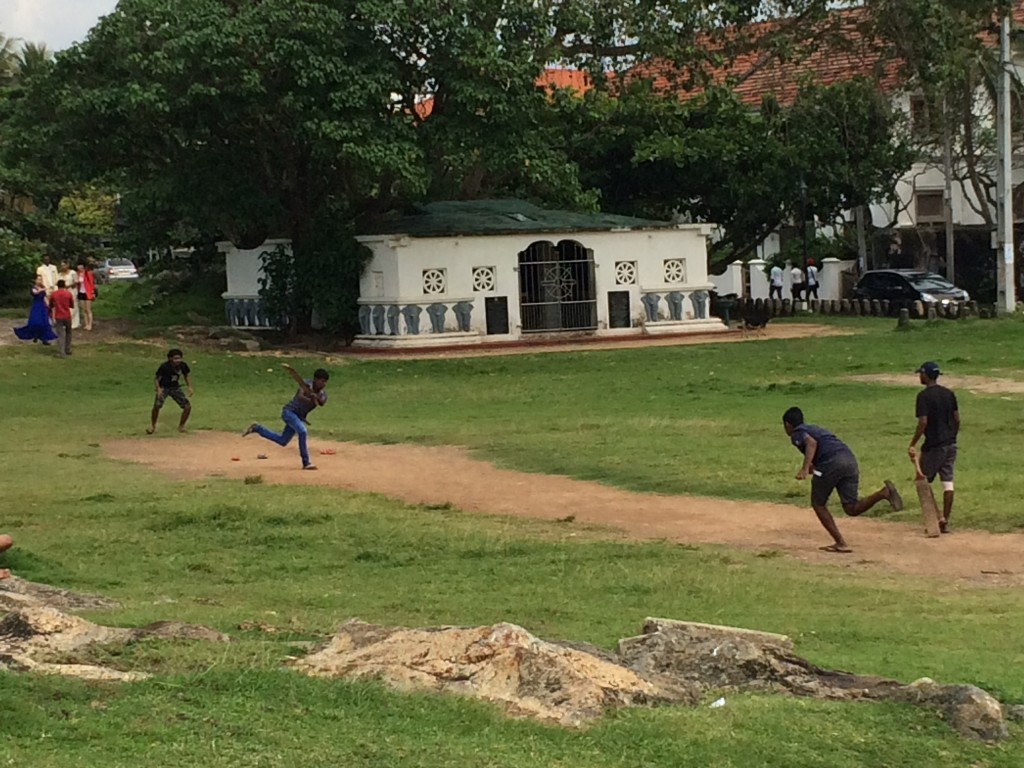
[769,259,820,301]
[13,255,98,357]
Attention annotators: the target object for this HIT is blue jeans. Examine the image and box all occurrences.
[255,408,311,466]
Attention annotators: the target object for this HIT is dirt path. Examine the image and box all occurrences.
[848,373,1024,395]
[105,432,1024,586]
[344,323,852,360]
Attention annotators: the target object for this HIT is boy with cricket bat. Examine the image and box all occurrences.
[783,407,903,553]
[908,361,959,534]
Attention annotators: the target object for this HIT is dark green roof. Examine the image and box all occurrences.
[361,200,674,238]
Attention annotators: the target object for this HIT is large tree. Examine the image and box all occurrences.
[560,79,915,261]
[5,0,845,329]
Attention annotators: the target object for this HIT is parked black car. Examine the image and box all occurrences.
[851,270,969,306]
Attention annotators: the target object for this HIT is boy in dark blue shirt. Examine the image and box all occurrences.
[244,364,329,470]
[783,406,903,553]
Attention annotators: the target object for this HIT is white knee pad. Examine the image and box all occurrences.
[941,481,954,492]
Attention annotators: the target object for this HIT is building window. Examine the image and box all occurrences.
[422,268,446,295]
[910,96,929,135]
[915,191,945,223]
[614,261,637,285]
[472,266,496,292]
[663,258,686,284]
[1013,184,1024,222]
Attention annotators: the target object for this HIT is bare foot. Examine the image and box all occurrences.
[178,427,187,433]
[146,427,156,434]
[0,568,10,580]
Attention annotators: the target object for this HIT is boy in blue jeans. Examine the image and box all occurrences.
[244,364,329,469]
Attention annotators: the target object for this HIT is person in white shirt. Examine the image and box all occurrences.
[36,256,58,297]
[805,259,820,299]
[57,261,81,329]
[769,264,784,300]
[790,265,804,301]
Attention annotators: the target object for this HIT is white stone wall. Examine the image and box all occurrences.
[219,239,290,298]
[710,262,744,297]
[355,225,719,338]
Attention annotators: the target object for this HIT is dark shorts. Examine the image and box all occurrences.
[920,444,957,483]
[810,452,860,509]
[155,388,190,410]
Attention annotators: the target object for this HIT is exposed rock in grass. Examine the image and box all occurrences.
[0,605,229,682]
[0,577,121,612]
[291,617,1008,741]
[621,618,1007,742]
[290,619,699,727]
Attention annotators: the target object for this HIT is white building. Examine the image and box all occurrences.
[220,200,728,346]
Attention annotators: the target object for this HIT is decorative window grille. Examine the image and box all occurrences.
[663,259,686,284]
[614,261,637,285]
[422,268,446,295]
[472,266,496,292]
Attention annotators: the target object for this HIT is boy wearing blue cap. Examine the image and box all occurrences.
[908,361,959,533]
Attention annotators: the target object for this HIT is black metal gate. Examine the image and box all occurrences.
[518,240,597,332]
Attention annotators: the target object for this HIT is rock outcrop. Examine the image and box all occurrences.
[291,617,1008,741]
[0,576,120,612]
[620,618,1007,742]
[0,604,230,682]
[291,620,699,727]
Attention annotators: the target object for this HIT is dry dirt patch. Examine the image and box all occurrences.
[848,373,1024,395]
[105,432,1024,585]
[342,323,853,360]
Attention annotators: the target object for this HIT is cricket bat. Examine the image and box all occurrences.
[911,453,942,538]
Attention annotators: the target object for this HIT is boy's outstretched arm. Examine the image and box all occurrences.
[281,363,312,395]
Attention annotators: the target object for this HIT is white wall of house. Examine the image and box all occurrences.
[219,239,290,298]
[354,225,724,345]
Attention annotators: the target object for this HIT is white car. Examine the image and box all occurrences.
[94,258,140,284]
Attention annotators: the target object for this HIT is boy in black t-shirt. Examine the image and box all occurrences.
[908,361,959,533]
[147,348,194,434]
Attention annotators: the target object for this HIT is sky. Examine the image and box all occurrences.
[1,0,118,51]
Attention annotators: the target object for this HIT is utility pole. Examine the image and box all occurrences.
[855,206,868,273]
[996,10,1017,312]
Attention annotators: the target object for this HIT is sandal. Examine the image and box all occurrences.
[819,544,853,554]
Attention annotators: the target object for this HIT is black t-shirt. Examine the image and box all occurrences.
[915,384,958,450]
[156,361,191,389]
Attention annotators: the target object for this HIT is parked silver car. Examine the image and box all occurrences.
[93,258,140,284]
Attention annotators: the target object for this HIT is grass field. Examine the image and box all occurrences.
[2,316,1023,766]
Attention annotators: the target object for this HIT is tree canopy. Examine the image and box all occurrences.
[3,0,1017,324]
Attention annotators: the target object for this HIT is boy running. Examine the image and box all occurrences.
[243,364,329,470]
[148,348,193,434]
[782,406,903,553]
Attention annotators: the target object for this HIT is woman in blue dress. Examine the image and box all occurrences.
[13,276,57,344]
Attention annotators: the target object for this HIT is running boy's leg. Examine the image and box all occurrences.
[280,409,313,467]
[809,473,851,551]
[251,419,296,448]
